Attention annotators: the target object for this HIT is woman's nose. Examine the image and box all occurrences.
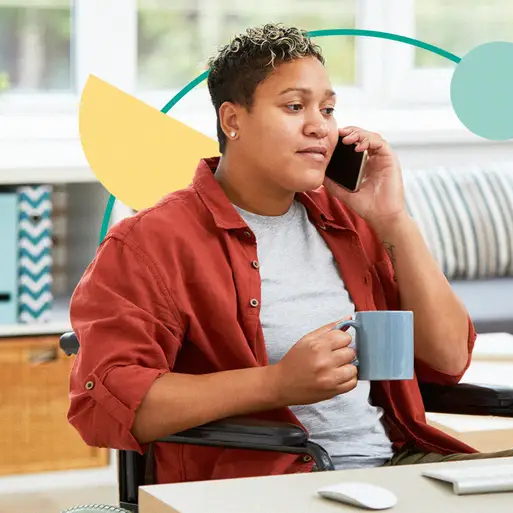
[304,119,329,138]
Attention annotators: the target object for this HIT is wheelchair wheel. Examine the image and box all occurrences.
[61,505,129,513]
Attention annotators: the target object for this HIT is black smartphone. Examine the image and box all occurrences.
[325,136,368,192]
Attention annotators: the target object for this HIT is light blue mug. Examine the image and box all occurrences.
[334,310,414,381]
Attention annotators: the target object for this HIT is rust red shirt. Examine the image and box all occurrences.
[68,157,477,484]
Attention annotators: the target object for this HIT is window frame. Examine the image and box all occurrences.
[380,0,454,106]
[0,0,507,145]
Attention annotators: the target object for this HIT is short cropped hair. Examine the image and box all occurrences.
[206,23,325,153]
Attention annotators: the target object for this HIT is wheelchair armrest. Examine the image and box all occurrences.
[60,332,79,356]
[156,417,334,471]
[420,381,513,417]
[59,330,331,469]
[157,417,307,448]
[120,419,333,511]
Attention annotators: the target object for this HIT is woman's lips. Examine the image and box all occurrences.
[297,150,327,163]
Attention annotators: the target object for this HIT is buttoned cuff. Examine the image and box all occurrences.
[83,364,169,453]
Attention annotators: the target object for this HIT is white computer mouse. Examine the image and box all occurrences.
[317,481,397,510]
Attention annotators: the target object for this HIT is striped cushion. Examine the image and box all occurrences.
[403,163,513,280]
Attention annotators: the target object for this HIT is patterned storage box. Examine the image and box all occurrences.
[0,191,18,324]
[17,185,53,323]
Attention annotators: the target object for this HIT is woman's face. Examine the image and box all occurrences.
[234,56,339,194]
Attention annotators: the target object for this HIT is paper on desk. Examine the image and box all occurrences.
[426,412,513,432]
[473,333,513,360]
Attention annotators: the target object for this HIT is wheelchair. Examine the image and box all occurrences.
[59,331,513,513]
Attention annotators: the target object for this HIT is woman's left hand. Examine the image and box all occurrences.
[323,126,408,230]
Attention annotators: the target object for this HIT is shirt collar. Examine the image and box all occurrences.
[192,157,338,230]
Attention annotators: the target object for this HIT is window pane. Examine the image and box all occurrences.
[0,0,72,91]
[137,0,356,90]
[415,0,513,68]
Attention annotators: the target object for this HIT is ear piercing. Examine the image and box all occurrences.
[229,131,237,138]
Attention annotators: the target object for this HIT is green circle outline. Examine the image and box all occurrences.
[98,28,461,245]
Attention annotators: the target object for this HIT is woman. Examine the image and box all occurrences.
[68,23,509,484]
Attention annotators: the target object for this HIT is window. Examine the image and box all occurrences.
[1,0,510,143]
[415,0,513,68]
[136,0,360,136]
[137,0,358,91]
[0,0,72,92]
[383,0,513,105]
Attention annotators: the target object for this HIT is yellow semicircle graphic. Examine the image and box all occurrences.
[79,74,219,211]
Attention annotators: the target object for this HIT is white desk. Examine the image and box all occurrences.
[139,457,513,513]
[472,332,513,362]
[425,332,513,452]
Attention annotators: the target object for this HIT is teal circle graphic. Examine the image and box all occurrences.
[451,41,513,141]
[99,28,510,244]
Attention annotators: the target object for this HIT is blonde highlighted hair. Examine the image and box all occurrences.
[207,23,325,153]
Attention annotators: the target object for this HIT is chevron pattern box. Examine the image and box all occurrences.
[17,185,53,323]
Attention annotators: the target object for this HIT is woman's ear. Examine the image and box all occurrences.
[219,101,240,140]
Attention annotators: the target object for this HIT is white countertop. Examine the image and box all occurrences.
[140,457,513,513]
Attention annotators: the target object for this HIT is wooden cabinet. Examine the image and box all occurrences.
[0,336,109,476]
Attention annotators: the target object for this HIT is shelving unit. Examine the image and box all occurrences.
[0,165,126,488]
[0,166,96,185]
[0,179,113,332]
[0,295,71,337]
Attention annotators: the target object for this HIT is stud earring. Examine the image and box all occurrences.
[229,131,237,138]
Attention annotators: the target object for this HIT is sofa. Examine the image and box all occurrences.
[403,161,513,334]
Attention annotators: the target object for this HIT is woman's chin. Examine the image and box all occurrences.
[295,170,326,192]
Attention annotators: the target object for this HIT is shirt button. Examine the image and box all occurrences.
[302,455,312,462]
[244,230,252,238]
[251,260,260,269]
[250,298,259,307]
[85,380,94,390]
[318,224,326,231]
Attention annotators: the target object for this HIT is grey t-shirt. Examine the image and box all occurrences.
[233,199,394,469]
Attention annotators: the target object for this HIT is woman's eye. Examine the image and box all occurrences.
[287,104,303,112]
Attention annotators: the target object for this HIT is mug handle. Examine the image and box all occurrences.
[333,319,360,332]
[332,319,360,367]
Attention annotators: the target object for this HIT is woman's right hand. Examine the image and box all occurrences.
[269,319,358,406]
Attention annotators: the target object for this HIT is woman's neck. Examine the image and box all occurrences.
[214,154,294,216]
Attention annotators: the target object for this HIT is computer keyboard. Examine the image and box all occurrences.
[422,462,513,495]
